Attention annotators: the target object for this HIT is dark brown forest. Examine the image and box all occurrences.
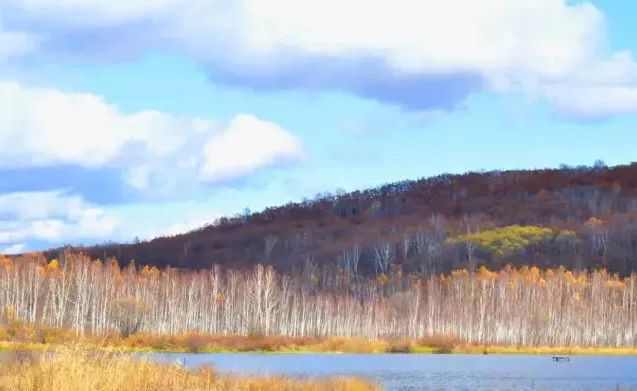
[48,162,637,276]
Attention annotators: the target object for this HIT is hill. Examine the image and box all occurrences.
[48,162,637,275]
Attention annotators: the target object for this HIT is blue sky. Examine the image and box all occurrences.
[1,0,637,253]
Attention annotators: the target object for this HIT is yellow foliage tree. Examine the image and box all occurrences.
[447,225,560,257]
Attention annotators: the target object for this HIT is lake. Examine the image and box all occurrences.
[148,353,637,391]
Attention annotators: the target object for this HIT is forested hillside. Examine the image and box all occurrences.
[50,162,637,275]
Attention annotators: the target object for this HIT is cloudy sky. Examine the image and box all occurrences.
[1,0,637,253]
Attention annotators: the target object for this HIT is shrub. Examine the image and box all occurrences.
[418,334,461,354]
[385,339,412,353]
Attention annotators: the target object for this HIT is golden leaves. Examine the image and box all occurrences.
[140,265,160,279]
[446,225,555,257]
[0,255,13,270]
[47,259,59,270]
[585,217,605,229]
[376,273,389,285]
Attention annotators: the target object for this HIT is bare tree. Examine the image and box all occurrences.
[373,241,395,275]
[112,298,147,338]
[2,253,636,348]
[402,234,412,261]
[263,234,279,260]
[183,240,191,257]
[338,245,361,284]
[463,225,478,272]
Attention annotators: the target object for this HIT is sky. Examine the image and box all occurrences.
[1,0,637,253]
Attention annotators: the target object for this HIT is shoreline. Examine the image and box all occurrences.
[2,339,636,356]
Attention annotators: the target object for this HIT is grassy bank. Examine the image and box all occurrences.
[0,346,379,391]
[0,323,421,353]
[0,324,636,355]
[450,344,637,355]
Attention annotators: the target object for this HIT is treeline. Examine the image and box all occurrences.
[2,252,636,347]
[51,163,637,275]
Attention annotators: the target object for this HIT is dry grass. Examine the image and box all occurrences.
[2,323,636,356]
[0,346,379,391]
[455,344,637,355]
[104,333,327,353]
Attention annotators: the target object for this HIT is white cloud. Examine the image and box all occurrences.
[234,0,601,77]
[0,14,37,61]
[4,0,636,117]
[0,190,227,251]
[5,0,602,76]
[0,30,35,60]
[0,81,304,186]
[162,216,216,237]
[536,51,637,119]
[0,190,118,245]
[8,0,178,27]
[104,201,223,242]
[0,80,209,168]
[542,84,637,120]
[2,243,26,254]
[125,166,152,190]
[200,114,305,183]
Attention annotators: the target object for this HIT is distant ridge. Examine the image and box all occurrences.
[48,162,637,275]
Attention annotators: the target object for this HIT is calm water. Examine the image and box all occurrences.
[148,352,637,391]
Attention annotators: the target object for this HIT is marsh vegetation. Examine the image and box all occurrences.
[0,347,377,391]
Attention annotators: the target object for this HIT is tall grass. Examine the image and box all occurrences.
[0,321,453,354]
[0,346,379,391]
[3,323,635,355]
